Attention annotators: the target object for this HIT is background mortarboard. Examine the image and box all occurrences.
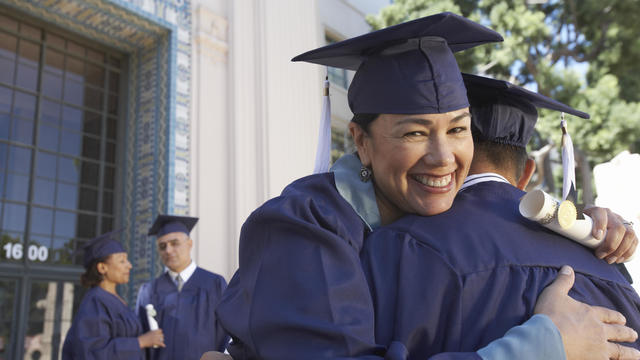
[293,12,504,115]
[83,229,125,269]
[148,214,199,237]
[463,73,590,148]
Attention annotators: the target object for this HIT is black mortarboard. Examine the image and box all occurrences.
[83,229,125,269]
[148,215,198,237]
[463,73,590,148]
[292,12,503,115]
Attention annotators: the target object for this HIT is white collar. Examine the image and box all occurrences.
[460,172,510,191]
[165,260,197,283]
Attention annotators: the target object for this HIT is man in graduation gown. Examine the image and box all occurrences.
[361,74,640,359]
[136,215,229,360]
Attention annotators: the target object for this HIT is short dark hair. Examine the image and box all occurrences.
[473,140,528,180]
[351,113,379,133]
[80,255,110,288]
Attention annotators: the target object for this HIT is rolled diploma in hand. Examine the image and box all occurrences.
[145,304,159,348]
[519,189,602,248]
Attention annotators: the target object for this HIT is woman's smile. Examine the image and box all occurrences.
[410,172,454,190]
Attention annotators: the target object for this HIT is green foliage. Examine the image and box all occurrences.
[368,0,640,177]
[366,0,464,30]
[330,127,354,165]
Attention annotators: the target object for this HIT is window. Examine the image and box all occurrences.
[0,12,124,267]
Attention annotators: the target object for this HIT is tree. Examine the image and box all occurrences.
[368,0,640,200]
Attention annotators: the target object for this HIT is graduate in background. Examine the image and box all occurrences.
[136,215,229,360]
[62,231,165,360]
[361,74,640,360]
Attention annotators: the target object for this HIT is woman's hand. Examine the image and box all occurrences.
[138,329,166,348]
[534,266,640,360]
[585,206,637,263]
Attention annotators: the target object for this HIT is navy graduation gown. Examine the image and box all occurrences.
[137,267,229,360]
[216,172,384,359]
[62,286,143,360]
[217,170,542,360]
[362,181,640,359]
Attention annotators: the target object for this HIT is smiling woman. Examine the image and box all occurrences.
[215,12,638,360]
[352,111,473,223]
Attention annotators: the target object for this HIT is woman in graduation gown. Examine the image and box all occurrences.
[62,231,165,359]
[215,12,638,360]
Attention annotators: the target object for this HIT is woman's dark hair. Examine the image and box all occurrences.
[351,113,379,133]
[80,255,110,288]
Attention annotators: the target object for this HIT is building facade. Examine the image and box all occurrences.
[0,0,388,358]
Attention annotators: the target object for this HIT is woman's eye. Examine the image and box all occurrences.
[403,131,425,137]
[448,126,467,134]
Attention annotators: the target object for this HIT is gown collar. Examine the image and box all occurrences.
[165,260,197,284]
[460,172,509,192]
[330,153,381,230]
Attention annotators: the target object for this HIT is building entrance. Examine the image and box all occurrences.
[0,8,124,359]
[0,269,85,359]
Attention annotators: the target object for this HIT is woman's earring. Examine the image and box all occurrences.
[359,166,372,182]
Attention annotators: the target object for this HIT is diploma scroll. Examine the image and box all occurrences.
[519,189,603,248]
[145,304,159,348]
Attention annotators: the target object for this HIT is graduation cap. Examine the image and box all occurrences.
[83,229,125,269]
[465,73,590,218]
[462,73,590,148]
[148,215,198,237]
[292,12,504,115]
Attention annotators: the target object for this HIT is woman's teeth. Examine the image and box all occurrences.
[412,174,452,187]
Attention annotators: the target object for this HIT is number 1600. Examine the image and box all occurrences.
[3,243,49,261]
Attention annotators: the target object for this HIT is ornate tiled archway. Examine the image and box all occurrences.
[1,0,192,301]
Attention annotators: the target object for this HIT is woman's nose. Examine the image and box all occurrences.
[424,137,455,166]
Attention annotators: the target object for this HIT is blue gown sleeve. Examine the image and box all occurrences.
[69,296,142,359]
[216,193,384,359]
[476,314,565,360]
[385,317,564,360]
[418,317,565,360]
[135,282,151,330]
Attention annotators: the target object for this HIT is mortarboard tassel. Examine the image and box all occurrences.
[561,113,577,203]
[313,74,332,174]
